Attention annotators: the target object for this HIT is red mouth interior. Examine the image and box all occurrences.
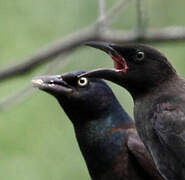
[110,54,128,73]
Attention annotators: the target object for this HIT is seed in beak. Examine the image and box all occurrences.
[48,83,55,87]
[32,79,44,87]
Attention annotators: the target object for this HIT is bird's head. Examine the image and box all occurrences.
[80,41,176,98]
[32,71,117,123]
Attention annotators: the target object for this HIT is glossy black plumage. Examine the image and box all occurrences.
[32,71,163,180]
[81,42,185,180]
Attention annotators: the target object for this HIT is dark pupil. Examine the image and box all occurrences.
[137,52,143,59]
[80,79,85,84]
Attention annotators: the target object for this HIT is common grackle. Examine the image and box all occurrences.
[32,71,163,180]
[81,42,185,180]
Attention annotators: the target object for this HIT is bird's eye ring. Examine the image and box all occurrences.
[77,77,88,87]
[136,51,145,61]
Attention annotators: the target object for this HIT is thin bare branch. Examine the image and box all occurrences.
[0,85,35,111]
[99,27,185,43]
[136,0,145,35]
[99,0,106,21]
[98,0,107,30]
[0,55,69,111]
[98,0,131,27]
[1,26,185,84]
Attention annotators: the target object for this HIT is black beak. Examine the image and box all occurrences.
[78,69,116,78]
[32,75,73,95]
[78,69,124,87]
[85,41,120,58]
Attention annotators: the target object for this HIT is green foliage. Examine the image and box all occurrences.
[0,0,184,179]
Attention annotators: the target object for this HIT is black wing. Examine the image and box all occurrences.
[151,102,185,180]
[154,103,185,163]
[127,129,164,180]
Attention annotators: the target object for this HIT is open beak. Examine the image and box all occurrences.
[85,41,128,73]
[32,75,73,95]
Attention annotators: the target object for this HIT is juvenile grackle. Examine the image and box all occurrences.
[32,71,163,180]
[81,42,185,180]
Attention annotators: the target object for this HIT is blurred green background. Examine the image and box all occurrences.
[0,0,184,179]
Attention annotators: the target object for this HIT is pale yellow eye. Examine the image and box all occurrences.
[136,51,145,61]
[77,77,88,87]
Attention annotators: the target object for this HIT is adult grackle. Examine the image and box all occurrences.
[80,42,185,180]
[32,71,163,180]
